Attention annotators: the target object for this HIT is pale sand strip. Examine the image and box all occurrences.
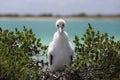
[0,16,120,21]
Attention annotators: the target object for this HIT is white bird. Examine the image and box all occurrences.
[47,19,74,72]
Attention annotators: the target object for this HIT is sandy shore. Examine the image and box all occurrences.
[0,16,120,21]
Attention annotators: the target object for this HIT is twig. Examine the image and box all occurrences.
[109,68,120,79]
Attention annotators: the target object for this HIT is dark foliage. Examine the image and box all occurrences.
[0,23,120,80]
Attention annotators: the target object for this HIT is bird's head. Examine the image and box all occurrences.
[56,19,66,34]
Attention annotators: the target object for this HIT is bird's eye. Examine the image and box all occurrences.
[57,24,59,27]
[62,24,64,27]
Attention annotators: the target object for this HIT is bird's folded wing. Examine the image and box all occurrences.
[47,42,55,65]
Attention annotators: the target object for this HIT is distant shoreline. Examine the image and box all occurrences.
[0,16,120,21]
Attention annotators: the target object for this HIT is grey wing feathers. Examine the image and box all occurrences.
[48,42,54,66]
[50,54,53,65]
[70,55,73,65]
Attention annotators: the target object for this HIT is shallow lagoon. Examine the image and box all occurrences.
[0,19,120,45]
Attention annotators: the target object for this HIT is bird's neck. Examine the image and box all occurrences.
[53,31,69,47]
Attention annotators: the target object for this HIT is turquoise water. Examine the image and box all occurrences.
[0,19,120,45]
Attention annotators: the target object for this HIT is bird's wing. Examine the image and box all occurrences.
[65,31,74,56]
[70,47,74,58]
[65,31,74,64]
[47,42,55,65]
[68,42,74,65]
[50,54,53,65]
[70,55,73,65]
[69,49,74,65]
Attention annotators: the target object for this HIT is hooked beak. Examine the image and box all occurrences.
[58,27,63,34]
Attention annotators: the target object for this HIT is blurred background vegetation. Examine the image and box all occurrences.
[0,24,120,80]
[0,13,120,18]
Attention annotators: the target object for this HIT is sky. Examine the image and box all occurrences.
[0,0,120,15]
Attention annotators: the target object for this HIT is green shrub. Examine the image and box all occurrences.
[0,26,47,80]
[72,23,120,80]
[0,23,120,80]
